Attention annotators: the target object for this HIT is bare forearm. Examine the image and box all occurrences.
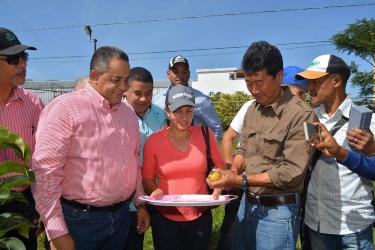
[143,179,158,195]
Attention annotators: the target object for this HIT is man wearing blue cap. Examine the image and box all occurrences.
[282,66,308,101]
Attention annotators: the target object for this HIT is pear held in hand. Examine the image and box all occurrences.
[208,170,222,182]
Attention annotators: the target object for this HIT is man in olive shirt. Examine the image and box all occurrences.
[207,41,316,250]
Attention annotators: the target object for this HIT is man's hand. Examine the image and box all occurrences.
[347,128,375,156]
[136,206,150,234]
[51,234,75,250]
[206,169,241,189]
[313,123,348,161]
[211,188,221,200]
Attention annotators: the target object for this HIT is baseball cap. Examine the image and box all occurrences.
[296,54,350,81]
[282,66,308,90]
[168,55,189,69]
[0,27,36,56]
[166,85,195,112]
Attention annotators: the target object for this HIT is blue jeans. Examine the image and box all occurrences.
[150,207,212,250]
[232,195,300,250]
[217,191,243,250]
[308,225,373,250]
[61,200,131,250]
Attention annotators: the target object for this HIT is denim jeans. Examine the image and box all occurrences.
[232,195,300,250]
[217,191,243,250]
[124,210,144,250]
[61,200,131,250]
[308,225,373,250]
[150,207,212,250]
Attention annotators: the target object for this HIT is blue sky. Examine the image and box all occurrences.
[1,0,374,97]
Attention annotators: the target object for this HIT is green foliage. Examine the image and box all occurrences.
[211,92,253,130]
[332,18,375,60]
[0,127,35,250]
[331,18,375,99]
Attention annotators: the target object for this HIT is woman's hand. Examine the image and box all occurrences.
[150,188,163,199]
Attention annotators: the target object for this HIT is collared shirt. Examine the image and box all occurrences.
[0,87,44,163]
[236,86,316,194]
[230,100,254,133]
[153,86,223,140]
[32,84,144,240]
[135,104,167,164]
[305,97,375,235]
[0,87,44,191]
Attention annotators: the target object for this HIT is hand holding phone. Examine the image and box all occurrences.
[303,122,321,144]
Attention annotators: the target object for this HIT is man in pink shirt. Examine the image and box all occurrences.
[0,27,44,250]
[33,46,150,250]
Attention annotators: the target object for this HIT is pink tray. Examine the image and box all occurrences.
[139,194,238,207]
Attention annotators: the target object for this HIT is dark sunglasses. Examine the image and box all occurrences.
[0,52,29,65]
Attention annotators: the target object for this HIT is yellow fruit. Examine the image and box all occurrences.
[208,171,222,181]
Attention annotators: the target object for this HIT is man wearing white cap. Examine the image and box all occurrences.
[296,54,375,249]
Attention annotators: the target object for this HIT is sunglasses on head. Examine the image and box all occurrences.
[0,52,28,65]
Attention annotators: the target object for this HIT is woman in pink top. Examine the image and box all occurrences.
[142,84,224,250]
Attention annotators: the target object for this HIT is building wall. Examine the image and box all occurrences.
[191,68,249,96]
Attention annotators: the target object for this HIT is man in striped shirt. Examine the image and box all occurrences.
[33,46,150,250]
[0,27,44,250]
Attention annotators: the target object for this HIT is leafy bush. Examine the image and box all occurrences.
[211,92,253,130]
[0,128,35,250]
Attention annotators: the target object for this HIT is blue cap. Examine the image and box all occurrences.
[282,66,308,90]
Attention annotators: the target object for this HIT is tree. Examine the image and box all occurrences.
[331,18,375,103]
[0,128,35,250]
[211,91,252,130]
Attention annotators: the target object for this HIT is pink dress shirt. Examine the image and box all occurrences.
[32,84,144,240]
[0,87,44,191]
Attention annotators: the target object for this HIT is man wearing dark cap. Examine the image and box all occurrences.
[296,54,375,249]
[153,55,223,140]
[0,27,44,249]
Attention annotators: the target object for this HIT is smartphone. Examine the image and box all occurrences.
[303,122,321,143]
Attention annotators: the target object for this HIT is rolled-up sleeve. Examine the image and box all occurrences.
[267,121,314,190]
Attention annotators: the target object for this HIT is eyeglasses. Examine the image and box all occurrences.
[0,52,29,65]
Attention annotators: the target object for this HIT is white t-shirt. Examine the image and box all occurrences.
[230,100,255,133]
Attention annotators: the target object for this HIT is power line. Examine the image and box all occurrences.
[30,40,331,61]
[16,3,375,32]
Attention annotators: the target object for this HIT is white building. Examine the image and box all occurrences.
[192,67,249,96]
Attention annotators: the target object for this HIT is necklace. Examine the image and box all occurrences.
[167,128,192,153]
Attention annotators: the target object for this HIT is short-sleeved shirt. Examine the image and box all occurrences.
[236,86,316,194]
[230,100,254,133]
[142,125,225,221]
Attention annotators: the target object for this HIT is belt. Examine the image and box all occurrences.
[61,197,128,212]
[246,192,300,207]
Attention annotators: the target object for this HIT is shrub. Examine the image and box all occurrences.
[0,128,35,250]
[211,92,253,130]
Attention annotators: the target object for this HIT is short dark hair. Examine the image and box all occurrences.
[128,67,153,84]
[90,46,129,73]
[241,41,283,78]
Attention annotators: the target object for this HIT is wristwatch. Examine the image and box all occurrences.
[240,172,249,191]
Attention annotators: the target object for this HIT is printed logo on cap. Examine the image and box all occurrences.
[5,32,16,42]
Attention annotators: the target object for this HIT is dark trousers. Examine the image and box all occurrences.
[124,211,144,250]
[150,207,212,250]
[0,188,38,250]
[61,199,131,250]
[217,191,243,250]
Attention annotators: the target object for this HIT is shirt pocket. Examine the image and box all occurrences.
[245,129,257,157]
[262,133,286,161]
